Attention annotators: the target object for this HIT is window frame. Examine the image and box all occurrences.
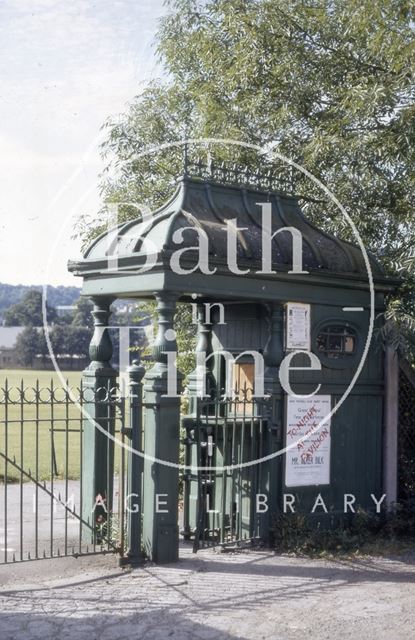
[312,319,361,370]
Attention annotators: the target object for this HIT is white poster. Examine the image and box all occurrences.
[285,302,311,350]
[285,395,331,487]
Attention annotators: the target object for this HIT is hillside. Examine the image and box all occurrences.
[0,283,81,319]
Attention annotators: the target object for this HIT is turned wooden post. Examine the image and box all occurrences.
[81,296,117,542]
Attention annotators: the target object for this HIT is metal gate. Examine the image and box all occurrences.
[0,378,129,564]
[182,391,271,551]
[398,360,415,501]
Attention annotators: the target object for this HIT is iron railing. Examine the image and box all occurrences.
[184,156,295,196]
[0,379,136,564]
[182,388,272,551]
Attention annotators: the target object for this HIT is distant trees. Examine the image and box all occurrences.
[71,297,94,328]
[7,290,92,367]
[14,327,43,367]
[14,324,92,368]
[5,287,150,368]
[4,290,56,327]
[48,324,92,366]
[0,283,80,321]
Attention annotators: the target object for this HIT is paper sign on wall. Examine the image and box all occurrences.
[285,395,331,487]
[285,302,310,350]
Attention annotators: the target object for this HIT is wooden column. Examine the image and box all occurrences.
[81,296,117,541]
[383,345,399,507]
[187,302,215,409]
[183,302,214,538]
[142,293,183,563]
[262,301,285,541]
[126,357,146,564]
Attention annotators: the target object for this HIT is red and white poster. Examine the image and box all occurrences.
[285,395,332,487]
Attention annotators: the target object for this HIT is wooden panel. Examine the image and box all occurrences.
[233,362,254,414]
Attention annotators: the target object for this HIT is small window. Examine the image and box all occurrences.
[233,362,254,394]
[232,362,254,415]
[316,325,356,359]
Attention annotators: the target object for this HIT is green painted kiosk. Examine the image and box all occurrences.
[69,162,399,561]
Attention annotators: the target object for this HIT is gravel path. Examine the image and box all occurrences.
[0,544,414,639]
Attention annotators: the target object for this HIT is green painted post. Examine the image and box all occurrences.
[142,293,183,563]
[262,301,284,542]
[81,296,117,542]
[183,302,214,538]
[187,302,215,411]
[126,358,145,564]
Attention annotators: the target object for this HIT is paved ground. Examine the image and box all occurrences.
[0,479,122,562]
[0,544,414,640]
[0,480,83,561]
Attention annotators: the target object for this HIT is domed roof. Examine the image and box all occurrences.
[71,174,384,282]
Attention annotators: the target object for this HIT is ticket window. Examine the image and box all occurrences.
[232,362,254,415]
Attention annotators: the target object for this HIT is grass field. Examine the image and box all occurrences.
[0,368,82,389]
[0,369,122,483]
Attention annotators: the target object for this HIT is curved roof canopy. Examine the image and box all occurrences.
[68,175,393,301]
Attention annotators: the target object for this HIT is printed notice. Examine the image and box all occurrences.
[285,395,331,487]
[286,302,310,350]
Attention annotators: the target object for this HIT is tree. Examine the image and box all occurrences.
[71,297,94,328]
[15,327,44,367]
[85,0,414,357]
[49,325,67,355]
[4,289,57,327]
[50,325,92,360]
[64,326,92,364]
[0,283,80,321]
[13,319,91,368]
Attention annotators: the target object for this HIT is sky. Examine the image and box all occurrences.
[0,0,167,286]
